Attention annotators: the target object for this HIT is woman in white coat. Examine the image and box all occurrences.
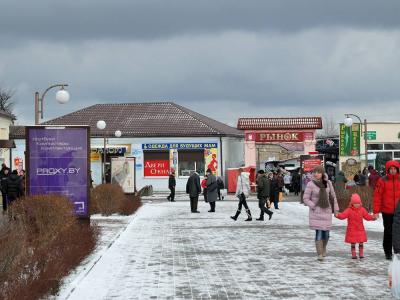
[231,168,252,221]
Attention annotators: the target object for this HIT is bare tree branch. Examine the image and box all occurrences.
[0,87,15,115]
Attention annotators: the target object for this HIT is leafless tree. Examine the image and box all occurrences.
[318,115,339,137]
[0,87,15,114]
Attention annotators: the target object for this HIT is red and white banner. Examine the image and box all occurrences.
[144,160,170,176]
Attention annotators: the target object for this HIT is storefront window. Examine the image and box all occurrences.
[375,152,393,173]
[143,151,170,176]
[178,150,205,176]
[384,144,400,150]
[394,152,400,158]
[367,144,383,150]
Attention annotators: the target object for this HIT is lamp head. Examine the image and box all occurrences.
[96,120,106,130]
[115,130,122,137]
[344,116,353,127]
[56,87,70,104]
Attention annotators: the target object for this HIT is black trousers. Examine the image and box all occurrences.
[190,196,199,212]
[169,187,175,201]
[2,192,6,211]
[382,212,394,256]
[258,197,272,217]
[209,201,215,211]
[237,193,249,211]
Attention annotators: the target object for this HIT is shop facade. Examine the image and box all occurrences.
[237,117,322,170]
[339,122,400,176]
[10,102,244,192]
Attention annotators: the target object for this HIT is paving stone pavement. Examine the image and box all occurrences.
[60,198,393,300]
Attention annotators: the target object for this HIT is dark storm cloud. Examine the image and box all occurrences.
[1,0,400,41]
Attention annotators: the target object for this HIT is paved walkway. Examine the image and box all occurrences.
[57,197,393,300]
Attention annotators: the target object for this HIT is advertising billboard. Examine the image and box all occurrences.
[340,123,360,156]
[26,126,90,218]
[111,157,136,193]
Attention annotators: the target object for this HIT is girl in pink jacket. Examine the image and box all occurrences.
[335,193,376,259]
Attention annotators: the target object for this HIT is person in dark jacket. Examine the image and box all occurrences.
[368,166,381,190]
[167,171,176,202]
[186,171,201,213]
[291,171,301,196]
[256,170,273,221]
[5,170,22,204]
[0,166,10,211]
[373,160,400,260]
[270,173,281,209]
[392,201,400,255]
[217,176,225,200]
[206,169,218,212]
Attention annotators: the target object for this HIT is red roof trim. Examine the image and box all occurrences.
[237,117,322,130]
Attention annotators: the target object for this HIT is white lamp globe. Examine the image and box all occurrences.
[344,117,354,127]
[56,89,70,104]
[96,120,106,130]
[115,130,122,137]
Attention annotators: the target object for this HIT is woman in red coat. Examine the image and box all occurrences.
[335,193,376,259]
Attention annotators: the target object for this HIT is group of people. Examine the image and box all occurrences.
[303,160,400,263]
[1,163,25,212]
[335,165,382,190]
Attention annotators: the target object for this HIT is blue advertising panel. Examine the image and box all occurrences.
[27,126,90,218]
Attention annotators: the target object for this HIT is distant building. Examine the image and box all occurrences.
[0,109,16,167]
[10,102,244,191]
[237,117,323,170]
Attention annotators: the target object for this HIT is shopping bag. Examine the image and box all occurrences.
[220,189,227,197]
[278,192,283,202]
[391,254,400,298]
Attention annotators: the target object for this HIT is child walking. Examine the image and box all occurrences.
[335,193,377,259]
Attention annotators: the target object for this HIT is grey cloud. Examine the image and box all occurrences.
[1,0,400,42]
[3,28,399,126]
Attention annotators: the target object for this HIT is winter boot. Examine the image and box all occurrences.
[245,209,252,221]
[322,239,328,257]
[267,210,273,220]
[359,244,364,259]
[315,241,324,261]
[230,210,241,221]
[351,244,357,259]
[256,213,264,221]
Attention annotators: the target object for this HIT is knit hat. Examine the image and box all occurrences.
[350,193,362,207]
[313,165,325,174]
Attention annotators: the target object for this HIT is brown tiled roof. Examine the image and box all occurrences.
[10,102,243,139]
[237,117,322,130]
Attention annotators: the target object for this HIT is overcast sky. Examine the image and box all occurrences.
[1,0,400,128]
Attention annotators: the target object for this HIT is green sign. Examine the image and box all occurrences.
[366,131,376,140]
[340,123,360,156]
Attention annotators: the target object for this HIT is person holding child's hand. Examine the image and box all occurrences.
[335,193,376,259]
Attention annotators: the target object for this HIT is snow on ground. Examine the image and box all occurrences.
[55,196,393,300]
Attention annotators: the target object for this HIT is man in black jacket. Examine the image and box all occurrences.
[5,170,22,204]
[167,171,176,202]
[186,171,201,213]
[0,165,10,211]
[256,170,273,221]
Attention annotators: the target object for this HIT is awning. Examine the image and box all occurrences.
[0,139,16,148]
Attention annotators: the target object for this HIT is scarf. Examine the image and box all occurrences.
[312,179,329,209]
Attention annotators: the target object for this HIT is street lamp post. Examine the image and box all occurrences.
[34,84,70,125]
[344,113,369,172]
[97,120,106,184]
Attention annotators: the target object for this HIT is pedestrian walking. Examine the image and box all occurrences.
[391,200,400,298]
[303,165,339,261]
[335,193,376,259]
[368,166,381,190]
[231,168,252,221]
[270,173,281,209]
[256,170,273,221]
[206,169,217,212]
[217,176,225,200]
[186,171,201,213]
[373,160,400,260]
[0,165,10,211]
[167,171,176,202]
[292,170,301,196]
[284,172,292,193]
[201,174,208,202]
[5,170,23,206]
